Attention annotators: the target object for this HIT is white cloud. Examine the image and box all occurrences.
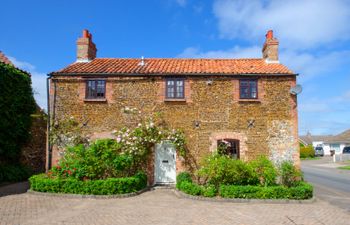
[177,45,350,83]
[8,57,47,110]
[177,45,261,58]
[280,50,350,82]
[213,0,350,49]
[334,90,350,103]
[176,0,187,7]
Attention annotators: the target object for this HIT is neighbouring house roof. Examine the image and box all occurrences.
[299,129,350,145]
[51,58,295,76]
[299,135,334,146]
[324,129,350,144]
[0,51,14,66]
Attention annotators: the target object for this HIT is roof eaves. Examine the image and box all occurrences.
[50,72,298,77]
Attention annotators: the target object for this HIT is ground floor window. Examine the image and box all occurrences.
[217,139,240,159]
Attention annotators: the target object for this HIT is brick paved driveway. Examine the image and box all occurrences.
[1,188,349,225]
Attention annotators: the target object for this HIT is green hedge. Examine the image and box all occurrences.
[178,181,217,197]
[0,62,36,162]
[219,182,313,200]
[176,172,217,197]
[176,172,312,200]
[29,172,147,195]
[300,145,315,158]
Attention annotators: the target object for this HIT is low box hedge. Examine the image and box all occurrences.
[177,181,217,197]
[219,182,313,200]
[176,172,313,200]
[29,172,147,195]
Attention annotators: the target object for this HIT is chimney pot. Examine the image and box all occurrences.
[266,30,273,40]
[83,29,89,38]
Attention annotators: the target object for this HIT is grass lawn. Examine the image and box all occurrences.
[338,165,350,170]
[301,157,321,161]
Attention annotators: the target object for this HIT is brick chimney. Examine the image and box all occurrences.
[262,30,279,63]
[76,29,97,62]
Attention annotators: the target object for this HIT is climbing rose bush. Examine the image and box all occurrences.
[50,118,187,180]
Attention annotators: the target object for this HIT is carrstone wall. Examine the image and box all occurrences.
[49,75,299,175]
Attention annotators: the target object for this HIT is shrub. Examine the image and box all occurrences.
[177,181,203,196]
[0,164,31,183]
[0,62,36,162]
[29,172,147,195]
[300,145,315,158]
[279,161,303,187]
[219,182,313,200]
[202,184,217,197]
[249,156,277,186]
[52,139,138,180]
[176,172,192,188]
[197,154,257,187]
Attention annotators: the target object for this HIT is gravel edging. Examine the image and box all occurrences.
[27,186,151,199]
[173,189,316,204]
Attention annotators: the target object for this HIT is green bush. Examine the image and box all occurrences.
[0,164,31,183]
[52,139,139,180]
[176,172,192,188]
[219,182,313,200]
[177,181,217,197]
[197,154,257,187]
[300,145,315,158]
[279,161,303,187]
[178,181,203,196]
[0,62,36,162]
[29,172,147,195]
[202,184,217,197]
[249,156,278,186]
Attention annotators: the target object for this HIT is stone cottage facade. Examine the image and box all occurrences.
[48,29,299,184]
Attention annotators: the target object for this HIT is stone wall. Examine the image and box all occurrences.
[49,75,299,175]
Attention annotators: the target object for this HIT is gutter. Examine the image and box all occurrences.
[49,72,299,77]
[46,74,52,170]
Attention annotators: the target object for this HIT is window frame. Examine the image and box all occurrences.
[239,79,258,99]
[85,79,106,99]
[217,139,240,159]
[165,78,185,99]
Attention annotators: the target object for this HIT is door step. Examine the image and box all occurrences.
[152,184,175,189]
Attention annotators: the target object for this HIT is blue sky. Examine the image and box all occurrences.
[1,0,350,135]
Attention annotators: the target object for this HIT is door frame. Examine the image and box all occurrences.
[154,141,177,185]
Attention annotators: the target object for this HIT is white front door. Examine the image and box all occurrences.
[155,142,176,184]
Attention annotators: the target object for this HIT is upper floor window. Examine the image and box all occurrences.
[240,79,257,99]
[166,78,184,99]
[86,80,106,99]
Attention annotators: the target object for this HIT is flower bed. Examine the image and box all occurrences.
[29,172,147,195]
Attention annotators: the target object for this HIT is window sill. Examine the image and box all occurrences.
[164,98,187,102]
[238,99,261,102]
[84,98,107,102]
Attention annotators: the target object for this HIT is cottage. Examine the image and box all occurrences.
[48,29,299,184]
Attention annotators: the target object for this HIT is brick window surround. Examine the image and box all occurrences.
[158,78,192,103]
[240,79,258,99]
[165,78,185,99]
[210,132,248,161]
[85,80,106,99]
[233,78,264,102]
[217,139,240,159]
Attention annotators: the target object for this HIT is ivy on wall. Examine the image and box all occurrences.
[0,62,36,163]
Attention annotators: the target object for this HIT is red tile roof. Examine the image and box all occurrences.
[0,51,13,66]
[52,58,295,76]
